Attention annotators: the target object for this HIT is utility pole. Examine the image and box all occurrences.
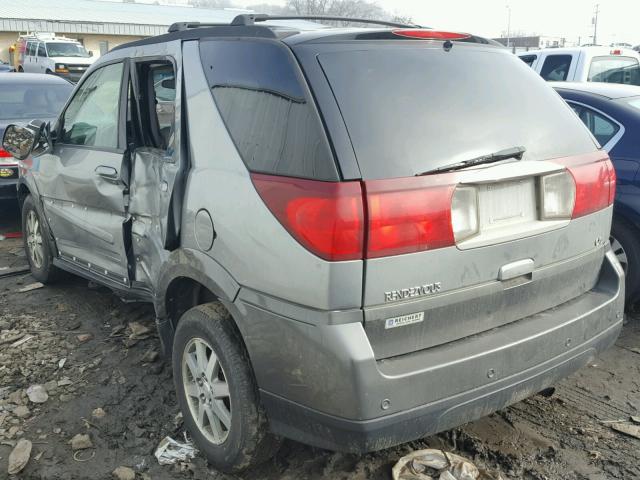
[592,4,599,45]
[506,4,511,50]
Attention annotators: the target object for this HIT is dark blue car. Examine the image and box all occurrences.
[554,82,640,303]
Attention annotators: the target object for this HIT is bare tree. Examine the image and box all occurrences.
[246,3,295,15]
[284,0,411,25]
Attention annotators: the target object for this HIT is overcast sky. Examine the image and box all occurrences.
[231,0,640,46]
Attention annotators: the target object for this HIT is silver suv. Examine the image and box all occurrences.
[2,14,625,473]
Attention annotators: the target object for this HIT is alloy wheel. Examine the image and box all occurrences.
[610,235,628,274]
[26,210,44,269]
[182,337,232,445]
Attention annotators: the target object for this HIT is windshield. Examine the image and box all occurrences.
[46,42,90,58]
[314,44,597,179]
[0,84,73,120]
[588,56,640,85]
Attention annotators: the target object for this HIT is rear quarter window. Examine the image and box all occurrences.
[199,39,338,181]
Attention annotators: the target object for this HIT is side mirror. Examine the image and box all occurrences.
[2,120,51,161]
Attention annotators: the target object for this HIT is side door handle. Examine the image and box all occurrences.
[95,165,119,180]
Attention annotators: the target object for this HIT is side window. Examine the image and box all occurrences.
[37,43,46,57]
[131,61,176,151]
[540,55,573,81]
[571,104,620,147]
[61,62,124,148]
[519,55,537,67]
[199,39,337,180]
[27,42,35,56]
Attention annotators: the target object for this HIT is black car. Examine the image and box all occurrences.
[0,73,73,199]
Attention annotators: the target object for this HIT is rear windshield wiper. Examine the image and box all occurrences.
[417,146,526,176]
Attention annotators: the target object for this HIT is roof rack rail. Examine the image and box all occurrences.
[168,22,231,32]
[233,14,418,28]
[168,14,418,32]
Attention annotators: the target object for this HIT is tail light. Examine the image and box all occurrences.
[252,173,456,261]
[0,148,12,158]
[565,158,616,218]
[251,174,364,261]
[365,177,456,258]
[450,186,479,242]
[540,171,576,219]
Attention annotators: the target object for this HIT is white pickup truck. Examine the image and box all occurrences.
[519,46,640,85]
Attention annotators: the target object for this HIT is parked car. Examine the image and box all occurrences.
[0,60,15,72]
[17,33,96,83]
[0,73,73,200]
[553,82,640,303]
[520,46,640,85]
[2,15,624,472]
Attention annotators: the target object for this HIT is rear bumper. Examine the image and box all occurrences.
[249,249,624,452]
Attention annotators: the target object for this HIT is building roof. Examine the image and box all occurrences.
[0,0,254,36]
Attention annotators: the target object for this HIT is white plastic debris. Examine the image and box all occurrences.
[392,449,502,480]
[154,435,197,465]
[18,282,44,293]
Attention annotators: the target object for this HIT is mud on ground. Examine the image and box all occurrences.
[1,200,640,480]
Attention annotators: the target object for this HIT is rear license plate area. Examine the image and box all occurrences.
[479,179,537,230]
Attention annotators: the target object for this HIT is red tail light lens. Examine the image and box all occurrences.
[565,158,616,218]
[0,148,12,158]
[392,29,471,40]
[251,174,364,261]
[364,177,456,258]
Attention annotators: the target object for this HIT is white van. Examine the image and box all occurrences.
[519,46,640,85]
[18,33,96,83]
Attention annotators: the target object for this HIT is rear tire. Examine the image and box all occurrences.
[610,220,640,304]
[172,303,281,472]
[17,66,23,72]
[22,195,60,283]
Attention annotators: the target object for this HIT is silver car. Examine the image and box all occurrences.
[3,14,625,473]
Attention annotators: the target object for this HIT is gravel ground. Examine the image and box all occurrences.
[1,199,640,480]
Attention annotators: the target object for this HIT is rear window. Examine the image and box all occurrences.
[199,40,338,181]
[588,56,640,85]
[0,83,72,120]
[315,45,597,179]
